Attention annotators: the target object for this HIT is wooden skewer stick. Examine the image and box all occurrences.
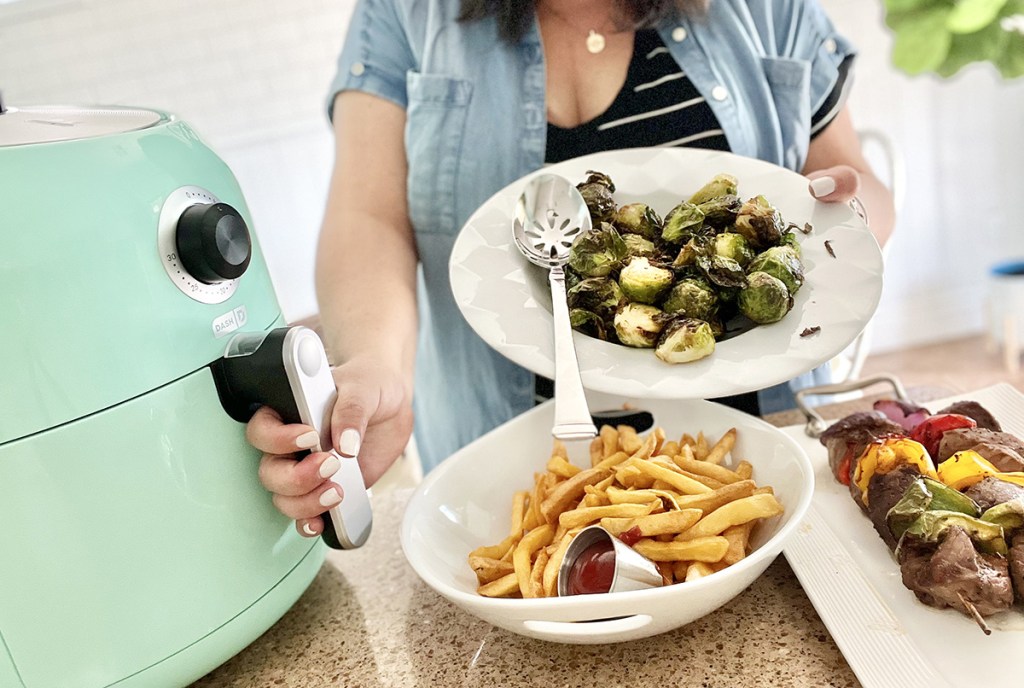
[957,592,992,636]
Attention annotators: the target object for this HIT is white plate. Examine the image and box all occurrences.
[400,391,814,644]
[449,147,884,399]
[781,383,1024,688]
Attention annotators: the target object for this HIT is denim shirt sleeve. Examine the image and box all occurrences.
[326,0,416,118]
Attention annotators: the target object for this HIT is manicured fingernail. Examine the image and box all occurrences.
[296,431,320,450]
[338,428,361,457]
[810,176,836,198]
[319,487,343,507]
[301,522,318,536]
[318,454,341,479]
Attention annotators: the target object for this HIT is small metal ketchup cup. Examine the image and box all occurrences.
[557,525,664,596]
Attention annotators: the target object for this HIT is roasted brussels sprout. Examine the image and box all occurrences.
[613,302,665,348]
[738,271,793,324]
[748,245,804,295]
[570,308,610,340]
[622,233,658,259]
[662,201,705,244]
[697,194,742,228]
[687,173,739,205]
[618,256,674,304]
[567,277,624,322]
[697,254,748,289]
[779,231,802,257]
[661,277,719,321]
[568,222,629,277]
[579,170,615,193]
[577,183,616,225]
[712,232,755,268]
[613,203,662,240]
[734,195,784,250]
[654,317,716,364]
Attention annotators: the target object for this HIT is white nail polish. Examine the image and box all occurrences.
[318,454,341,479]
[302,523,318,536]
[296,430,320,450]
[319,487,343,507]
[810,176,836,198]
[338,428,361,457]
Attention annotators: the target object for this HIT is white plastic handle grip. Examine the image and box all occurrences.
[520,614,653,641]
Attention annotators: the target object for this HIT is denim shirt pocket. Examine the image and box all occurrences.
[405,71,474,235]
[760,57,811,171]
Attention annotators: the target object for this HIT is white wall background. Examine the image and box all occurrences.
[2,0,1023,352]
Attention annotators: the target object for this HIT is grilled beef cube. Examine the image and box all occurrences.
[898,527,1013,618]
[820,412,906,491]
[935,400,1002,432]
[937,428,1024,471]
[1010,532,1024,604]
[964,476,1024,512]
[866,466,921,551]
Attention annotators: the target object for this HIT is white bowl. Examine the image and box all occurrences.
[400,392,814,644]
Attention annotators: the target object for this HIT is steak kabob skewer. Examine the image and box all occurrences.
[820,399,1024,633]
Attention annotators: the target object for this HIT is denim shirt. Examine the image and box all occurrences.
[328,0,853,472]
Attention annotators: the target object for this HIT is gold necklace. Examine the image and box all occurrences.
[540,1,623,54]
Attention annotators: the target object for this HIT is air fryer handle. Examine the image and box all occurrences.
[211,326,373,550]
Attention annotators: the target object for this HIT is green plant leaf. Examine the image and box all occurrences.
[997,32,1024,78]
[892,7,954,74]
[885,0,937,12]
[947,0,1009,33]
[937,18,1011,75]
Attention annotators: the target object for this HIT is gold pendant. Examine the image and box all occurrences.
[586,30,606,54]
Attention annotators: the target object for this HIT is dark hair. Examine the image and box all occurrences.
[458,0,709,44]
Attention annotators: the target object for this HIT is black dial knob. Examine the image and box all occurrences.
[175,202,252,284]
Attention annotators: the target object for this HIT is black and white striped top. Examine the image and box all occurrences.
[545,29,851,164]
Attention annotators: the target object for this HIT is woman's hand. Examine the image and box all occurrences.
[806,164,860,204]
[246,357,413,539]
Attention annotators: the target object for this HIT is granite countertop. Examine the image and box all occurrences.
[192,383,958,688]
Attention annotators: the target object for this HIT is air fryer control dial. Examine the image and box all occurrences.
[157,186,244,304]
[175,203,252,284]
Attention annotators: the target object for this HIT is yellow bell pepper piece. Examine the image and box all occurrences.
[853,438,937,505]
[937,451,1024,491]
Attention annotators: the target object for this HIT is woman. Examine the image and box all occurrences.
[249,0,894,539]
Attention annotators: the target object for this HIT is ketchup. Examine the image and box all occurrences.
[566,540,616,595]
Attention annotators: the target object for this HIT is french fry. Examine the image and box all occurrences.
[632,536,729,562]
[594,450,630,471]
[685,561,716,581]
[722,521,755,565]
[551,439,569,460]
[470,556,515,584]
[606,486,680,510]
[736,460,753,480]
[469,534,518,561]
[628,458,712,495]
[656,561,674,585]
[673,480,756,514]
[513,524,554,597]
[677,493,784,541]
[478,572,520,597]
[542,530,577,597]
[509,491,528,536]
[672,560,689,581]
[681,433,696,448]
[618,425,642,454]
[600,425,619,459]
[529,549,549,598]
[672,455,743,484]
[695,432,709,460]
[599,509,703,538]
[540,467,611,523]
[547,454,580,479]
[558,502,654,530]
[754,485,775,496]
[704,428,736,465]
[629,433,659,462]
[589,435,603,467]
[651,427,667,456]
[677,470,725,490]
[661,440,681,458]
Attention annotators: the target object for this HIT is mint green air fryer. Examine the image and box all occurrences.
[0,103,347,687]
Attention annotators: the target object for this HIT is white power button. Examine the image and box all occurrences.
[297,335,323,377]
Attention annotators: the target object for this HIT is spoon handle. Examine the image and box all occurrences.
[548,265,598,441]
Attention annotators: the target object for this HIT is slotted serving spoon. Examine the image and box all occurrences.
[512,174,598,441]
